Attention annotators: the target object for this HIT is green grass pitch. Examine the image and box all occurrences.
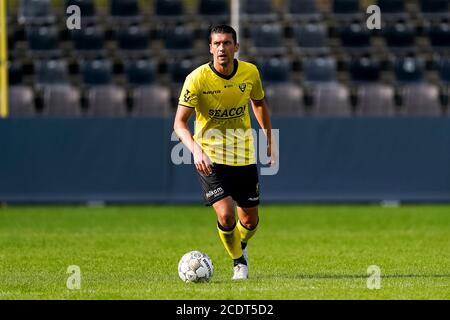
[0,204,449,300]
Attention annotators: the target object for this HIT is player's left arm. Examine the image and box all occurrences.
[250,98,276,166]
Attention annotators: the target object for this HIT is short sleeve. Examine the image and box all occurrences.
[178,74,199,109]
[250,66,265,101]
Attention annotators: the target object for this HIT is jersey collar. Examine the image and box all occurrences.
[209,59,239,80]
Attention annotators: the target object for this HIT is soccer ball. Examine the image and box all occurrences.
[178,250,214,283]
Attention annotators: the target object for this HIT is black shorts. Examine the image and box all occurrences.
[197,163,260,208]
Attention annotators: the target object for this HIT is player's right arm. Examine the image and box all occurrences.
[173,105,213,176]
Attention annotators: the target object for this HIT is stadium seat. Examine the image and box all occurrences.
[438,56,450,84]
[70,24,105,57]
[302,56,351,116]
[81,59,127,116]
[248,23,287,56]
[259,57,291,83]
[8,27,17,56]
[169,59,196,84]
[292,22,329,55]
[398,84,442,116]
[116,25,151,57]
[155,0,186,21]
[377,0,408,21]
[350,57,396,116]
[428,21,450,53]
[65,0,97,23]
[80,59,113,85]
[241,0,277,22]
[384,21,416,54]
[286,0,322,22]
[164,25,195,55]
[355,84,396,117]
[18,0,55,25]
[9,86,36,117]
[85,85,127,117]
[338,21,372,54]
[34,59,69,86]
[8,61,24,86]
[41,85,82,117]
[349,55,382,82]
[332,0,362,21]
[418,0,450,20]
[124,59,157,86]
[110,0,142,23]
[394,56,425,83]
[265,83,305,116]
[309,82,352,116]
[131,86,172,117]
[394,56,442,116]
[303,56,337,83]
[26,25,61,58]
[198,0,229,18]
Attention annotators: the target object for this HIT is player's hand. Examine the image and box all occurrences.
[193,145,213,176]
[267,142,278,167]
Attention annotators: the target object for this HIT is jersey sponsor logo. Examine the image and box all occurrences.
[208,105,247,119]
[206,187,224,199]
[184,89,194,103]
[239,83,247,92]
[202,90,222,95]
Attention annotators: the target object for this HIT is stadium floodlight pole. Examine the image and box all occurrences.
[0,0,8,118]
[231,0,240,59]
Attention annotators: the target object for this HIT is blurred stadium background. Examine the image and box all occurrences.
[0,0,449,300]
[0,0,450,203]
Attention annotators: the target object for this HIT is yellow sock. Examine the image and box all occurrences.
[237,219,258,244]
[217,223,243,260]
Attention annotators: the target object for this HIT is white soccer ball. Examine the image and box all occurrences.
[178,250,214,283]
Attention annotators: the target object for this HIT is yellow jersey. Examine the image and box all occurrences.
[179,59,265,166]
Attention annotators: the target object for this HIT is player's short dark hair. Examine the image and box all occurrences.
[209,25,237,44]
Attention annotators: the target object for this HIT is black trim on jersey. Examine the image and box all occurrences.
[178,104,195,109]
[209,59,239,80]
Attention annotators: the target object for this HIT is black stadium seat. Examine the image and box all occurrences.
[70,24,105,57]
[377,0,408,21]
[34,59,69,86]
[293,22,329,55]
[241,0,277,22]
[110,0,142,23]
[248,23,287,56]
[303,56,337,83]
[65,0,97,23]
[384,21,416,54]
[26,25,61,58]
[199,0,229,16]
[286,0,322,22]
[116,25,151,57]
[125,59,157,86]
[428,21,450,53]
[18,0,55,25]
[81,59,113,86]
[338,21,372,54]
[419,0,450,20]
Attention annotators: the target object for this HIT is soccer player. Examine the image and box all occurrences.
[173,25,275,280]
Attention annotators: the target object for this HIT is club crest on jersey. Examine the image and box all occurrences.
[239,83,247,92]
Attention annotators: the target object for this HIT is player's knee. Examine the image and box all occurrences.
[240,215,258,230]
[217,214,236,230]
